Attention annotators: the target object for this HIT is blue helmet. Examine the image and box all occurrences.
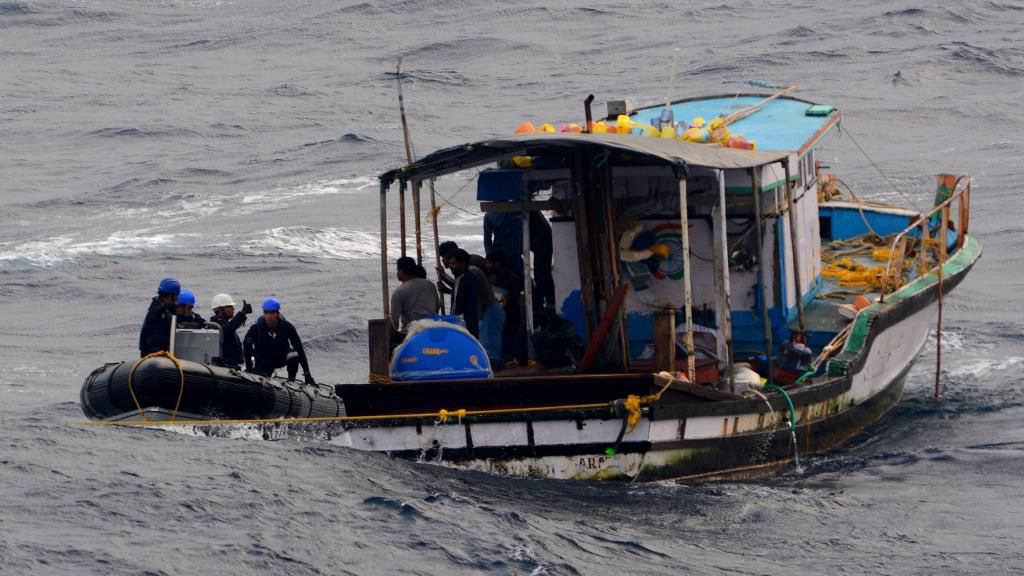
[262,297,281,312]
[158,277,181,295]
[178,289,196,307]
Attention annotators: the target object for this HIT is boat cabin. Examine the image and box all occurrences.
[373,95,843,391]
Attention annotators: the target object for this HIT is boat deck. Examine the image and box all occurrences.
[632,95,837,152]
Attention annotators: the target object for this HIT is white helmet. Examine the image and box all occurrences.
[210,293,237,311]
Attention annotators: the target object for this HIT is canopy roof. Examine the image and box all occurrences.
[379,132,789,185]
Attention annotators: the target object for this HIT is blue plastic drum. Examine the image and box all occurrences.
[390,323,492,381]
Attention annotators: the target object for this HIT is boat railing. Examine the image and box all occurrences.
[879,174,971,302]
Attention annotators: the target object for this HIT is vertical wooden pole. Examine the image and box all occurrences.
[603,161,630,370]
[380,180,391,318]
[783,160,805,332]
[934,204,950,401]
[934,256,944,402]
[919,220,929,277]
[412,179,423,264]
[751,167,774,387]
[678,177,695,383]
[939,206,949,263]
[429,178,445,314]
[713,170,735,393]
[573,153,596,340]
[521,177,535,361]
[398,179,408,258]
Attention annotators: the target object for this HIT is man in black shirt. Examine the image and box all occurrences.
[242,297,315,384]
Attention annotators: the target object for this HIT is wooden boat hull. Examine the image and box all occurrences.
[327,235,979,481]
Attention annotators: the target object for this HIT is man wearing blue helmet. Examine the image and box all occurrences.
[139,277,180,356]
[242,297,315,384]
[174,289,207,327]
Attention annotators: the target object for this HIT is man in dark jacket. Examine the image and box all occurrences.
[208,292,252,368]
[447,248,504,366]
[242,297,315,384]
[139,277,180,357]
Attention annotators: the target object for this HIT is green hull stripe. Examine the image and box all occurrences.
[828,234,982,376]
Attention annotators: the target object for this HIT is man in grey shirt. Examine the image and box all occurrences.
[391,256,441,331]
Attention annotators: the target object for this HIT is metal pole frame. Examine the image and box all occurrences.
[750,167,774,387]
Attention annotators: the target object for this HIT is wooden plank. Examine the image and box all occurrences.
[654,310,676,373]
[367,319,393,377]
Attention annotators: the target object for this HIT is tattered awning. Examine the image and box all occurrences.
[379,132,789,185]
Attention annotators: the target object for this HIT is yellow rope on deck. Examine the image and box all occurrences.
[822,257,889,289]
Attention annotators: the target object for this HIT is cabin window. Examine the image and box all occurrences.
[798,150,816,191]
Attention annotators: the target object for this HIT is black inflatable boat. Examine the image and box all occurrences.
[81,356,346,422]
[80,326,345,422]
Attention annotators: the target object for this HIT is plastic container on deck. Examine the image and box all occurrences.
[390,319,492,381]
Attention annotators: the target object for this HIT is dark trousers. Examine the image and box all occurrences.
[256,351,299,380]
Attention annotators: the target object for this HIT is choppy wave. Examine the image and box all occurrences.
[242,226,383,260]
[0,231,193,268]
[237,176,377,212]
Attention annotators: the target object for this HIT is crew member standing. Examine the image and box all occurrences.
[447,248,505,367]
[140,277,181,357]
[243,297,315,384]
[208,293,252,368]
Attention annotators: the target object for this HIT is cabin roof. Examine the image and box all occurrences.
[633,94,839,153]
[380,132,789,184]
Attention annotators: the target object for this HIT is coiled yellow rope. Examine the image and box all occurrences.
[621,371,682,434]
[127,351,186,423]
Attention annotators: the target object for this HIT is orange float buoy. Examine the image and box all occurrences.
[514,121,536,134]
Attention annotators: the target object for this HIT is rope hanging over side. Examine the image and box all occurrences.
[127,351,186,423]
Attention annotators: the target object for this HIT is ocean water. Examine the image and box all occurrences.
[2,0,1023,573]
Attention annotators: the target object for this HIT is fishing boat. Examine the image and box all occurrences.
[338,90,979,481]
[81,89,980,482]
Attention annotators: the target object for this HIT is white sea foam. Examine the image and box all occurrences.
[238,176,377,213]
[0,231,194,268]
[243,226,384,260]
[946,356,1024,380]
